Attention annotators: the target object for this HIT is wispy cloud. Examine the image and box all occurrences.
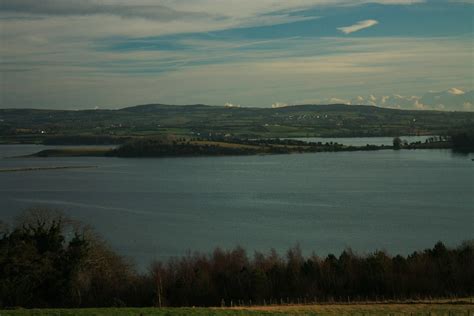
[0,0,212,21]
[0,1,472,110]
[337,20,379,34]
[3,36,471,109]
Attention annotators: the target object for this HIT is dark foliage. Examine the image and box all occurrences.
[450,130,474,152]
[109,137,388,158]
[1,210,473,308]
[393,137,402,150]
[0,210,151,308]
[110,138,260,157]
[151,243,474,307]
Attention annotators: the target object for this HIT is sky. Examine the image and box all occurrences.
[0,0,473,110]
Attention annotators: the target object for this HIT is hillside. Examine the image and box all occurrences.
[1,104,473,143]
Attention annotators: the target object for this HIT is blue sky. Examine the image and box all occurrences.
[0,0,473,110]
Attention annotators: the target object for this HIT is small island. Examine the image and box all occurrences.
[24,134,469,159]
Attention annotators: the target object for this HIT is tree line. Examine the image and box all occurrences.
[450,130,474,152]
[0,209,472,308]
[108,137,388,158]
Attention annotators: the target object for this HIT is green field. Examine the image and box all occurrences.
[2,103,474,144]
[1,304,473,316]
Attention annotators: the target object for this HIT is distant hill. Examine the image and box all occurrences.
[1,103,473,143]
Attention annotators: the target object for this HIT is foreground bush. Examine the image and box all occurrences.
[0,209,151,308]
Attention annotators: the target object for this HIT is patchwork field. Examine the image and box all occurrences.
[2,104,474,144]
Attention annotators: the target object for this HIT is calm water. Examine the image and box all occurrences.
[1,143,473,270]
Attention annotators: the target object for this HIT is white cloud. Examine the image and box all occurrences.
[0,1,422,40]
[413,99,427,110]
[272,102,289,108]
[0,30,472,109]
[337,20,379,34]
[0,0,212,20]
[1,0,471,112]
[0,1,424,19]
[463,102,473,110]
[328,97,350,104]
[327,88,473,111]
[447,87,465,95]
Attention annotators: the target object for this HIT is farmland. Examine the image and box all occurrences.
[1,104,473,144]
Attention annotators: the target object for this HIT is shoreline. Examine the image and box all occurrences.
[19,139,453,158]
[0,165,97,173]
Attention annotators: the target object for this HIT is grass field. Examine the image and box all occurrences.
[1,303,473,316]
[2,104,474,143]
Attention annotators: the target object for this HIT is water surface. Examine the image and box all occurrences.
[0,143,472,269]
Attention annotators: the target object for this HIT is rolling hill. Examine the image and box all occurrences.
[1,103,473,144]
